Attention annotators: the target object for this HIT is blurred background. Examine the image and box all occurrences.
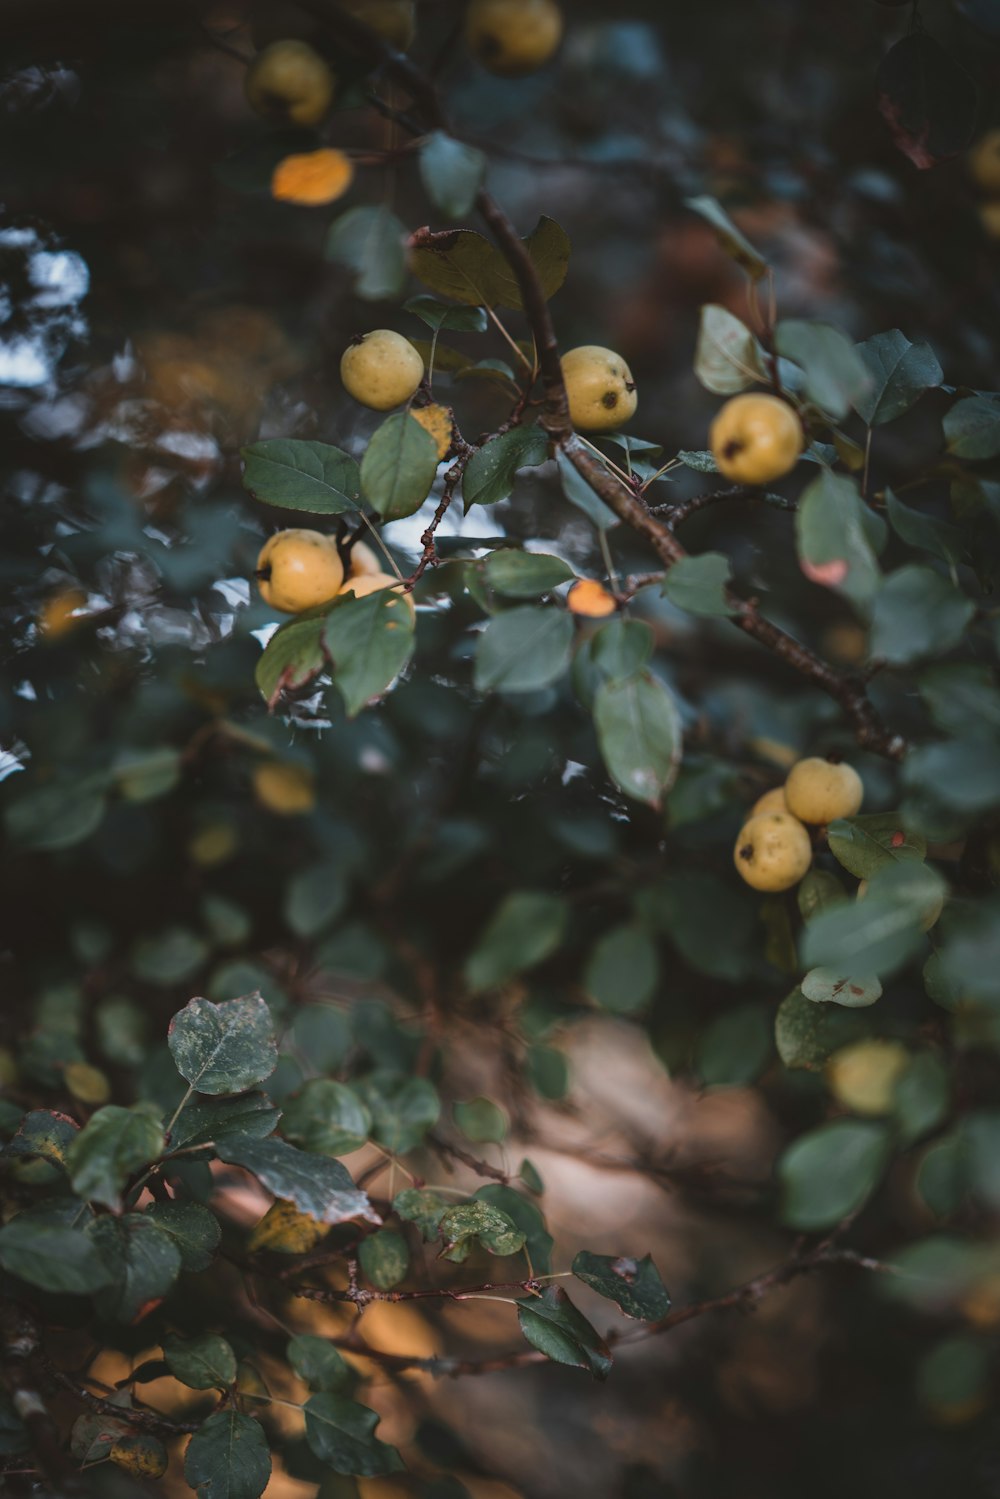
[2,3,1000,1497]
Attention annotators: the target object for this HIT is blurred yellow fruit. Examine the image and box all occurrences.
[466,0,563,76]
[411,403,453,459]
[969,129,1000,193]
[567,579,617,617]
[341,570,416,620]
[560,345,637,432]
[826,1038,909,1115]
[710,393,803,485]
[750,786,788,815]
[248,1199,328,1254]
[39,588,88,640]
[64,1063,112,1107]
[110,1436,168,1480]
[252,761,316,815]
[784,756,863,824]
[341,0,416,48]
[245,39,335,127]
[341,330,424,411]
[257,528,344,613]
[271,148,354,206]
[347,539,384,577]
[733,811,812,892]
[979,201,1000,241]
[188,822,238,867]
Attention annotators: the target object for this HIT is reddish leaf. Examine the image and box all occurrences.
[876,34,977,169]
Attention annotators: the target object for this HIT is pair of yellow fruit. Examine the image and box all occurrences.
[257,532,409,615]
[968,130,1000,242]
[733,757,864,892]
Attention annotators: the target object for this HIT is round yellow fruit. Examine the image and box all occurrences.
[709,393,804,485]
[256,528,344,614]
[560,345,637,432]
[969,130,1000,194]
[341,570,416,620]
[784,756,864,825]
[341,330,424,411]
[826,1039,910,1116]
[411,403,453,459]
[340,0,416,48]
[465,0,563,76]
[979,201,1000,241]
[245,40,336,127]
[39,587,88,640]
[347,539,384,577]
[733,811,812,892]
[188,822,238,867]
[751,786,788,816]
[252,761,316,815]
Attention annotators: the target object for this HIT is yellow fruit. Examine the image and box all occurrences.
[733,811,812,892]
[751,786,788,816]
[245,39,336,127]
[709,393,803,485]
[252,761,316,815]
[826,1039,910,1116]
[979,201,1000,241]
[411,403,453,459]
[340,0,416,48]
[271,148,354,206]
[257,528,344,613]
[188,822,238,867]
[39,587,88,640]
[567,579,617,617]
[969,130,1000,193]
[560,345,637,432]
[341,330,424,411]
[465,0,563,76]
[248,1199,328,1254]
[341,570,416,620]
[784,756,864,824]
[347,539,384,577]
[64,1063,111,1107]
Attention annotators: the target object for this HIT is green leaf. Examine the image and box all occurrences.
[462,426,549,511]
[695,1003,773,1086]
[894,1052,950,1146]
[516,1286,612,1379]
[284,863,348,938]
[453,1097,506,1144]
[943,395,1000,459]
[4,776,107,851]
[241,440,360,515]
[474,606,573,694]
[693,304,763,394]
[796,470,879,608]
[6,1109,78,1167]
[775,319,873,420]
[359,1228,410,1289]
[853,329,942,426]
[677,449,720,473]
[482,549,575,598]
[438,1201,525,1258]
[361,411,439,522]
[797,869,849,921]
[774,987,871,1072]
[255,614,327,706]
[409,228,503,305]
[492,216,570,310]
[164,1333,237,1391]
[393,1187,451,1240]
[870,565,975,665]
[133,927,208,987]
[113,746,180,802]
[800,967,883,1008]
[0,1206,113,1294]
[215,1138,379,1225]
[572,1251,671,1321]
[684,196,768,280]
[583,924,659,1014]
[303,1394,404,1477]
[937,897,1000,1003]
[662,553,736,617]
[167,1093,281,1153]
[363,1074,440,1153]
[404,296,488,333]
[282,1079,372,1156]
[779,1119,891,1229]
[325,206,408,300]
[593,670,682,809]
[145,1202,221,1271]
[465,890,568,991]
[827,813,927,879]
[885,488,963,567]
[419,132,487,218]
[802,862,946,978]
[903,736,1000,815]
[475,1184,553,1273]
[168,994,277,1096]
[89,1214,183,1323]
[920,664,1000,735]
[184,1411,271,1499]
[67,1105,165,1211]
[556,449,619,530]
[287,1335,353,1393]
[324,588,415,717]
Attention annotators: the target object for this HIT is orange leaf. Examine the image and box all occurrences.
[568,579,617,618]
[271,148,355,207]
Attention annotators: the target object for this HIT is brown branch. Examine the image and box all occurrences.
[51,1371,202,1436]
[429,1132,512,1184]
[649,486,798,527]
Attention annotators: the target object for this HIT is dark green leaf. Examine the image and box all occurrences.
[164,1333,237,1390]
[583,924,659,1014]
[885,489,963,567]
[67,1104,165,1211]
[361,411,439,522]
[287,1335,353,1393]
[167,1093,281,1153]
[255,614,327,706]
[853,330,942,426]
[419,132,487,218]
[216,1138,379,1225]
[184,1411,271,1499]
[241,440,360,515]
[6,1109,78,1167]
[303,1394,404,1477]
[359,1229,409,1289]
[363,1075,440,1154]
[482,549,575,598]
[593,671,682,809]
[0,1207,112,1294]
[438,1201,525,1258]
[453,1097,506,1144]
[89,1214,183,1323]
[776,320,873,420]
[775,987,872,1071]
[462,426,548,510]
[465,890,568,991]
[572,1251,671,1321]
[282,1080,371,1156]
[325,206,408,301]
[870,565,975,665]
[324,588,415,717]
[943,395,1000,459]
[695,1003,773,1086]
[474,606,573,693]
[404,296,488,333]
[556,450,619,530]
[684,196,768,280]
[168,994,277,1096]
[662,553,736,617]
[827,813,927,879]
[516,1286,612,1379]
[796,470,879,608]
[779,1119,891,1229]
[802,862,946,978]
[475,1185,553,1273]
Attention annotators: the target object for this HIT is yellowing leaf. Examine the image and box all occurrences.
[272,149,355,207]
[248,1198,328,1255]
